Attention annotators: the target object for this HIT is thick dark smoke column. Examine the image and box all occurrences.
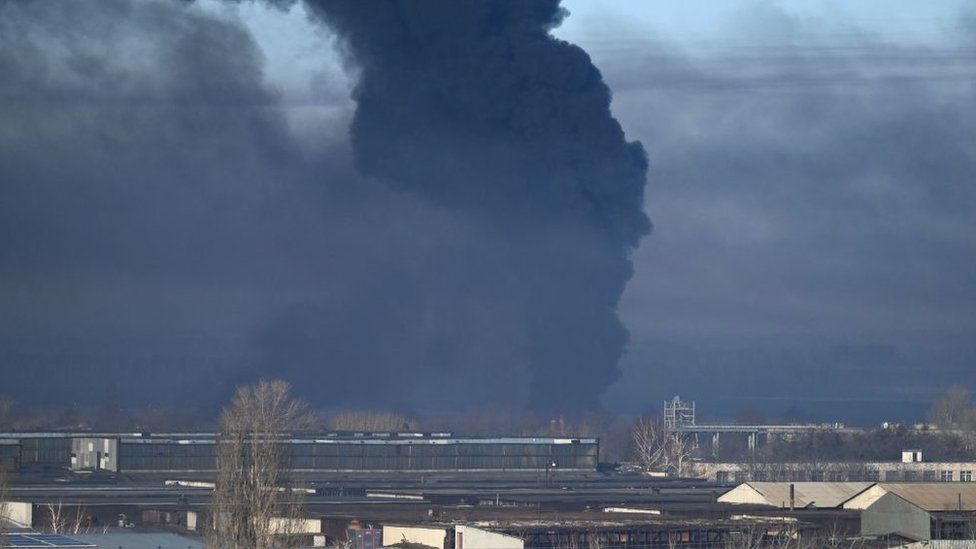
[305,0,650,413]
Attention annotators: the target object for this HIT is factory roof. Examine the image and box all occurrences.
[843,483,976,512]
[0,533,94,548]
[718,482,873,509]
[72,532,204,548]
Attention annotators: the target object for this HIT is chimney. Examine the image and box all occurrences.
[789,483,795,511]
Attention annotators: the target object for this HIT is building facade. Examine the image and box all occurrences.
[701,461,976,483]
[62,433,599,474]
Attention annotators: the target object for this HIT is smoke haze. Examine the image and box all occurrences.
[0,0,647,417]
[295,0,650,412]
[1,0,974,424]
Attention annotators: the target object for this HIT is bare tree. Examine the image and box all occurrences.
[46,502,67,534]
[632,416,667,472]
[666,433,699,478]
[928,385,974,429]
[210,379,315,549]
[44,502,90,535]
[631,417,699,477]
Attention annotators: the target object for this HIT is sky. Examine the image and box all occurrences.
[1,0,974,424]
[557,1,976,421]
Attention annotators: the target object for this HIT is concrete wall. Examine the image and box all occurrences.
[383,525,448,549]
[0,501,34,527]
[456,525,523,549]
[269,517,322,534]
[861,492,931,541]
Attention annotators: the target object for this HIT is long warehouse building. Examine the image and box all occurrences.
[1,432,598,473]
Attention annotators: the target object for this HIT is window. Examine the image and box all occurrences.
[940,471,953,482]
[923,470,936,481]
[962,471,973,482]
[716,471,729,483]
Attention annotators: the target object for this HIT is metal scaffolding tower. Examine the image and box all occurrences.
[664,395,696,431]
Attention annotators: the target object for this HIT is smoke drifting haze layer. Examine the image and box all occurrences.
[0,0,647,417]
[2,0,974,424]
[578,2,976,421]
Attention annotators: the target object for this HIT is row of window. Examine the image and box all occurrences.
[716,470,975,483]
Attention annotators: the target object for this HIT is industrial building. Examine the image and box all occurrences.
[845,483,976,541]
[701,451,976,483]
[2,432,599,474]
[0,433,74,471]
[72,435,597,474]
[718,481,976,542]
[0,439,17,471]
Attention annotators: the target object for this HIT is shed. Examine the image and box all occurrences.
[860,492,932,541]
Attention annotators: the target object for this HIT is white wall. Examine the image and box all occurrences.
[456,525,523,549]
[0,501,33,527]
[861,492,931,541]
[269,517,321,534]
[383,525,448,549]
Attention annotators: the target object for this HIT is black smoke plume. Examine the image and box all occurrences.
[301,1,651,413]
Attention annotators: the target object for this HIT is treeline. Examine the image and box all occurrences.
[928,384,976,431]
[640,386,976,467]
[736,426,976,463]
[740,385,976,463]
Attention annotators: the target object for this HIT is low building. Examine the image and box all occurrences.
[859,491,934,541]
[718,482,976,542]
[702,460,976,483]
[847,484,976,541]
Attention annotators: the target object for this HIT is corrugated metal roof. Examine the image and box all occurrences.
[0,533,95,547]
[736,482,872,508]
[876,483,976,512]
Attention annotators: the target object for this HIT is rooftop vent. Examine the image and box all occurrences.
[902,449,922,463]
